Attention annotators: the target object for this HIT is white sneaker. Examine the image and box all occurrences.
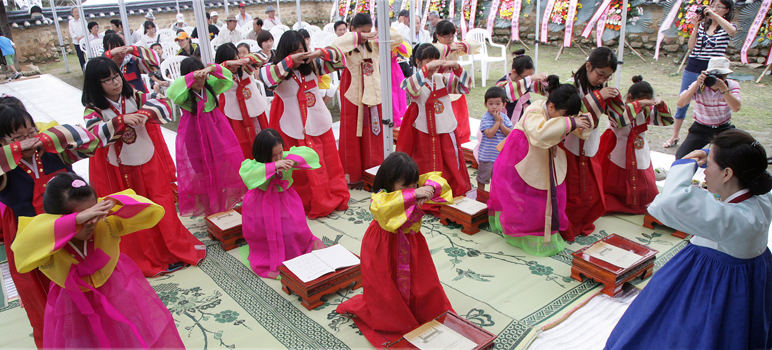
[654,167,668,181]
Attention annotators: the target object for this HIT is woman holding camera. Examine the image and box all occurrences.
[674,57,741,159]
[605,129,772,350]
[664,0,735,149]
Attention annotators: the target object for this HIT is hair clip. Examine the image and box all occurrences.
[752,141,760,147]
[72,179,87,188]
[514,54,524,58]
[0,93,9,98]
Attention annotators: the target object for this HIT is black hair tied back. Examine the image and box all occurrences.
[632,75,643,84]
[43,173,97,215]
[712,129,772,196]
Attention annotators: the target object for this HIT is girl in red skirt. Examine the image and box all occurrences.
[82,57,205,277]
[396,43,472,216]
[336,152,454,346]
[598,75,673,214]
[259,31,350,218]
[332,13,403,185]
[432,20,480,144]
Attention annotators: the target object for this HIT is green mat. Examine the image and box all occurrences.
[0,177,688,350]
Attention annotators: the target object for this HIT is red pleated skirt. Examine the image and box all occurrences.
[451,96,471,144]
[338,68,384,184]
[560,145,606,241]
[336,221,453,346]
[598,129,658,215]
[89,130,206,277]
[227,113,268,160]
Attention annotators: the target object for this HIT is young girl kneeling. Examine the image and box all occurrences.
[488,79,592,256]
[396,43,472,215]
[598,75,674,214]
[239,129,324,278]
[336,152,454,345]
[12,173,184,348]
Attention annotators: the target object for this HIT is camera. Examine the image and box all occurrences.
[694,6,707,19]
[703,73,718,87]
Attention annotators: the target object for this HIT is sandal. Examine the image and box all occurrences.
[663,138,679,148]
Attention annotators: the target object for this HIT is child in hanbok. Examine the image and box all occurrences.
[103,33,160,92]
[82,57,205,277]
[391,43,409,127]
[0,99,98,348]
[239,129,324,278]
[605,129,772,350]
[396,43,471,215]
[336,152,454,345]
[495,49,548,123]
[432,20,480,144]
[215,43,271,159]
[488,80,592,256]
[260,31,350,219]
[12,173,184,349]
[167,57,247,217]
[333,13,403,185]
[598,76,674,214]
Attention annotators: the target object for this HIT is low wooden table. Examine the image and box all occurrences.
[363,165,380,192]
[643,211,688,239]
[571,234,658,297]
[461,141,478,169]
[384,311,496,349]
[279,262,362,311]
[205,207,244,251]
[440,196,488,235]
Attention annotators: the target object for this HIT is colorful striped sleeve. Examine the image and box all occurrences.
[401,66,429,100]
[496,76,534,102]
[0,142,23,176]
[242,52,270,76]
[259,56,294,90]
[128,45,160,74]
[205,64,234,95]
[606,99,642,128]
[136,91,174,124]
[580,89,607,129]
[433,43,452,59]
[314,45,347,76]
[648,101,674,126]
[84,107,127,147]
[445,66,471,95]
[331,32,362,53]
[37,124,99,165]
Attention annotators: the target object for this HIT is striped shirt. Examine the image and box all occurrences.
[686,22,734,73]
[683,79,740,126]
[478,112,514,163]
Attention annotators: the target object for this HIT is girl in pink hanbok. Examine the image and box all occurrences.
[12,173,184,348]
[167,57,247,217]
[239,129,324,278]
[488,80,592,256]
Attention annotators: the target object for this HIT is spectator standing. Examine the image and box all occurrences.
[68,7,87,71]
[0,31,21,79]
[237,2,253,27]
[262,5,283,30]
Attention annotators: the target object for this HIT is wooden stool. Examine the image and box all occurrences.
[571,234,658,297]
[279,263,362,311]
[643,211,688,239]
[363,165,380,192]
[440,196,488,235]
[385,311,497,349]
[205,208,244,251]
[461,141,478,169]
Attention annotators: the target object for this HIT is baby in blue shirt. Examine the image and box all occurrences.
[477,86,513,187]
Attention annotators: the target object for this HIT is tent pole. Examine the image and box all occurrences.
[50,4,69,72]
[377,0,394,157]
[194,0,215,64]
[614,0,628,89]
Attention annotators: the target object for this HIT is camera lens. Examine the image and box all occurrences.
[704,74,717,87]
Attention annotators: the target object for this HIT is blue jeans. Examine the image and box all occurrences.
[674,70,701,120]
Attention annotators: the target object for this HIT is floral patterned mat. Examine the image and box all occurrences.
[0,169,688,350]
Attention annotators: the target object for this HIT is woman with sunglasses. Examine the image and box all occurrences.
[664,0,735,149]
[431,20,480,144]
[81,57,206,278]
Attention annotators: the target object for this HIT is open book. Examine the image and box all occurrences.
[447,196,487,215]
[282,244,360,283]
[207,210,242,231]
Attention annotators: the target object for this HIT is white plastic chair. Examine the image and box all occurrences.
[292,21,310,30]
[182,26,195,35]
[157,28,176,42]
[161,42,180,60]
[306,25,322,37]
[269,25,289,41]
[323,22,336,34]
[238,24,252,36]
[254,78,273,105]
[321,34,336,48]
[465,28,506,87]
[159,55,187,82]
[310,31,334,50]
[237,39,260,53]
[89,39,104,58]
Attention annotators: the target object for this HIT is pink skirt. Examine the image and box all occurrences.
[391,57,407,128]
[43,254,184,348]
[176,108,247,217]
[488,129,568,236]
[242,186,323,278]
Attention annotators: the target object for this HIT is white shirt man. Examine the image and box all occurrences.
[215,15,243,46]
[68,10,86,47]
[262,6,283,30]
[237,4,253,27]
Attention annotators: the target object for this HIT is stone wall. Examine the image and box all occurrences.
[9,1,332,63]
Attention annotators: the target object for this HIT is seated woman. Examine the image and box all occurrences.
[605,129,772,350]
